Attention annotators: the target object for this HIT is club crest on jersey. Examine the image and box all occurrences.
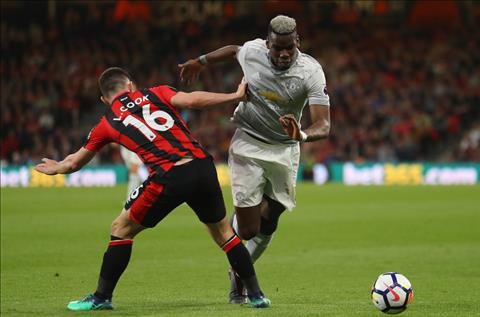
[285,78,302,95]
[235,192,246,203]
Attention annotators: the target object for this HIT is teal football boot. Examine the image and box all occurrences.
[67,294,113,311]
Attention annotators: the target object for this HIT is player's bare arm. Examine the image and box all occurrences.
[303,105,330,141]
[279,105,330,142]
[35,147,96,175]
[178,45,240,84]
[171,80,247,109]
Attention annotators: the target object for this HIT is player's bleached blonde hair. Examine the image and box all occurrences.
[269,15,297,35]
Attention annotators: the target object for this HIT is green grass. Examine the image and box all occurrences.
[1,184,479,316]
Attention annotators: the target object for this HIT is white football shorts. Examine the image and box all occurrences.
[120,146,149,181]
[120,146,143,166]
[228,129,300,211]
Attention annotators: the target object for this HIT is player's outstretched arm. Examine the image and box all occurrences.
[35,147,96,175]
[178,45,240,85]
[279,106,330,142]
[171,80,247,109]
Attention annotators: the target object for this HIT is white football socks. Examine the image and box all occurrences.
[246,233,272,263]
[232,213,240,235]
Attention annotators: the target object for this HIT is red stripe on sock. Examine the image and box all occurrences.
[109,239,133,246]
[222,235,241,253]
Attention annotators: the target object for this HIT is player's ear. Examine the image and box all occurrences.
[100,96,109,106]
[296,34,300,48]
[128,81,136,92]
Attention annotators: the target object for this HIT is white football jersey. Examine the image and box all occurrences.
[233,38,330,144]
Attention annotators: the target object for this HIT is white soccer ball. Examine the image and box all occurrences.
[371,272,414,314]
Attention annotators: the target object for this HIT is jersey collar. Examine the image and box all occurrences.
[111,90,131,103]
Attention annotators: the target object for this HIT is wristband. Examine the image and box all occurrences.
[198,54,208,65]
[300,131,308,142]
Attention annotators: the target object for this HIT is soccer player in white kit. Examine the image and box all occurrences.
[179,15,331,304]
[120,146,147,199]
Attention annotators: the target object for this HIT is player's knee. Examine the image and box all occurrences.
[111,218,136,239]
[260,196,285,235]
[206,217,235,247]
[111,219,125,237]
[260,216,279,235]
[263,195,286,216]
[238,225,259,240]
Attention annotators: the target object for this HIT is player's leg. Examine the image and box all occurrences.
[67,208,146,311]
[68,176,175,311]
[232,205,262,240]
[260,195,285,235]
[244,143,300,264]
[228,205,263,304]
[94,209,145,300]
[228,153,265,240]
[244,195,285,263]
[227,130,270,303]
[187,157,270,308]
[231,196,285,261]
[204,216,271,308]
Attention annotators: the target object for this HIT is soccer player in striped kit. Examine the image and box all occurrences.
[179,15,331,304]
[34,67,271,310]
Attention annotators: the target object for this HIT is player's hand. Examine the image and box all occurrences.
[178,59,205,85]
[35,158,60,175]
[279,114,302,141]
[235,78,248,102]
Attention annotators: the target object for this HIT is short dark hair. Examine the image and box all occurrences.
[98,67,132,97]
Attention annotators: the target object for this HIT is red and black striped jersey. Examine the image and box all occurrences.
[84,85,209,176]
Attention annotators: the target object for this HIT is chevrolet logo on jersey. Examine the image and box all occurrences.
[258,90,285,103]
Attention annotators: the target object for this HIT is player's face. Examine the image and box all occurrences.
[267,32,299,70]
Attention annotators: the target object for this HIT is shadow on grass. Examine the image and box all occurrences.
[86,299,251,317]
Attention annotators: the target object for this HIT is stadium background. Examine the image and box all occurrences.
[1,0,479,187]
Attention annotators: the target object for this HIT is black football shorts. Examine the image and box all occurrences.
[125,157,226,227]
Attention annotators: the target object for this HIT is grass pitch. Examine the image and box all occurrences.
[1,184,479,317]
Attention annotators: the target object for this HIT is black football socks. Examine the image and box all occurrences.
[94,235,133,300]
[94,234,262,300]
[222,234,261,296]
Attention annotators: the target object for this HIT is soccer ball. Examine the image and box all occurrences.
[371,272,414,314]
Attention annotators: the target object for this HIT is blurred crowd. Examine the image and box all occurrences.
[304,23,480,165]
[1,2,479,168]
